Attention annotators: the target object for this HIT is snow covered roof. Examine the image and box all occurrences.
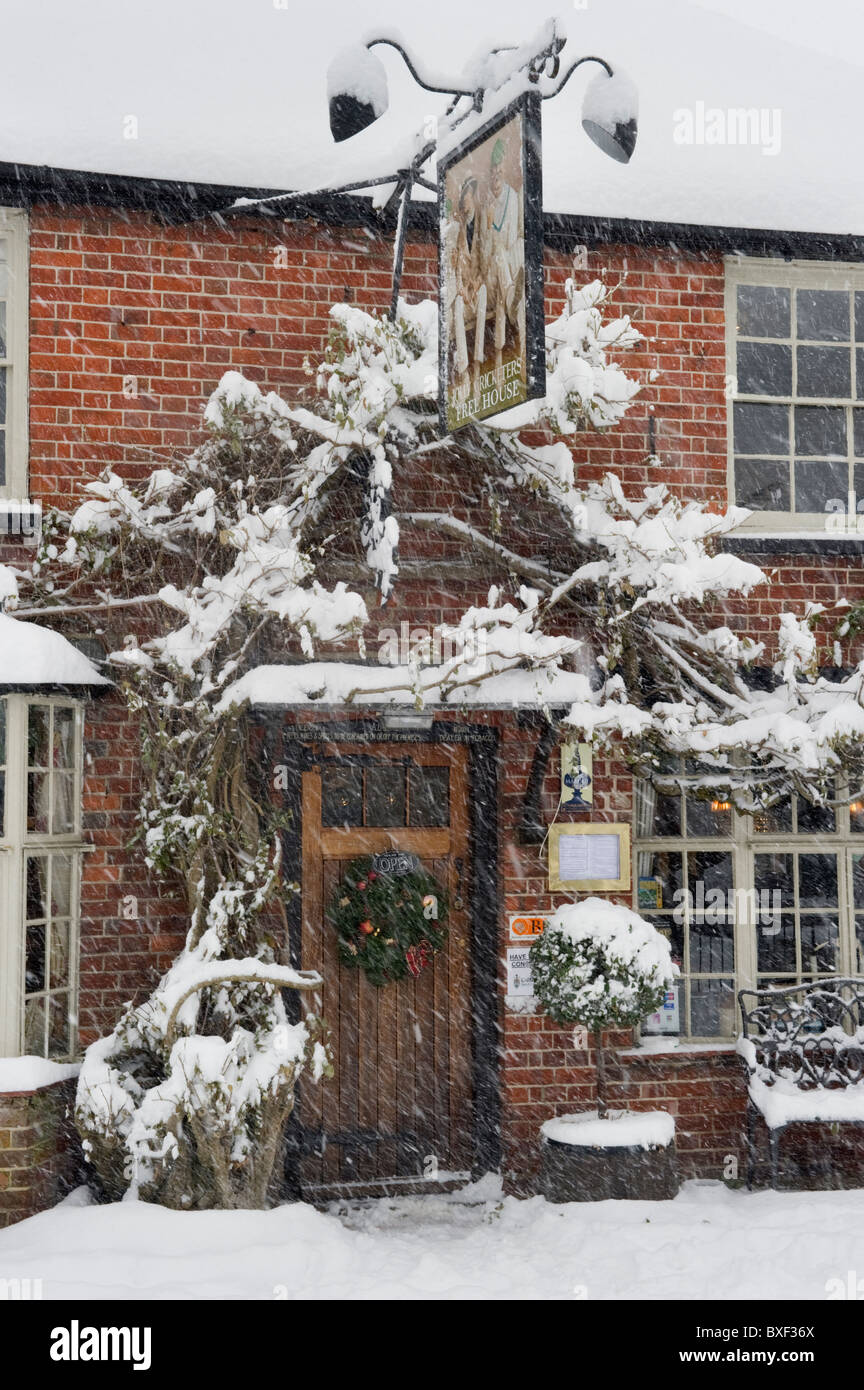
[218,662,594,712]
[0,614,110,688]
[0,0,861,238]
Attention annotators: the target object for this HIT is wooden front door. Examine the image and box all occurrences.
[298,741,473,1195]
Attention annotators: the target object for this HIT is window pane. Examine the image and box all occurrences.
[796,798,835,833]
[408,765,449,827]
[653,792,682,836]
[0,697,5,763]
[28,705,50,768]
[734,459,789,511]
[797,289,850,341]
[757,913,797,972]
[638,850,682,906]
[737,342,791,396]
[50,919,70,989]
[795,405,846,456]
[635,783,682,837]
[737,285,790,338]
[794,460,847,513]
[23,997,46,1056]
[686,796,731,837]
[752,797,793,833]
[321,766,362,827]
[798,853,837,907]
[26,855,48,919]
[853,852,864,906]
[755,853,794,900]
[690,979,736,1036]
[53,708,76,768]
[27,772,48,833]
[25,923,46,992]
[800,915,839,974]
[47,995,69,1058]
[855,411,864,457]
[52,773,76,834]
[687,850,733,896]
[857,349,864,401]
[0,301,6,357]
[688,917,734,973]
[734,402,789,453]
[51,854,73,916]
[364,765,405,826]
[796,346,851,398]
[0,365,6,425]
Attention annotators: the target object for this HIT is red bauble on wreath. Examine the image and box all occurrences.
[327,854,448,987]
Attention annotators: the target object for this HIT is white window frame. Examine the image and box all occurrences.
[634,785,864,1041]
[0,695,84,1058]
[0,208,29,501]
[725,255,864,534]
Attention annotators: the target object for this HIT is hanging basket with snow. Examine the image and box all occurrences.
[327,855,448,987]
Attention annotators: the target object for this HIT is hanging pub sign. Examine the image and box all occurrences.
[438,91,545,433]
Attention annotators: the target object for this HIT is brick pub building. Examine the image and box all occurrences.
[1,149,864,1222]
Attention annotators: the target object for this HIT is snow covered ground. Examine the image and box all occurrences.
[1,1177,862,1300]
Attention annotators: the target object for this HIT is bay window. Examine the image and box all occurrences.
[0,696,84,1058]
[635,776,864,1040]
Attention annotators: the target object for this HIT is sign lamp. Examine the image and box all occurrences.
[580,67,639,164]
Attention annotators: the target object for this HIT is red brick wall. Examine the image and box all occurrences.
[79,694,187,1047]
[27,208,728,506]
[0,1079,81,1228]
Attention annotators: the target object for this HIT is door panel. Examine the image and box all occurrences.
[298,742,472,1194]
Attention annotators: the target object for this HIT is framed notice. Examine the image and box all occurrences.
[548,823,631,892]
[438,91,545,433]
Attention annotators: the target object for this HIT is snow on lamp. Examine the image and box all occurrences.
[327,44,390,143]
[580,67,638,164]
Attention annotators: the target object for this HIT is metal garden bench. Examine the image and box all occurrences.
[737,979,864,1188]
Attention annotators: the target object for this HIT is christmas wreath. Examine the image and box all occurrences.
[328,854,448,987]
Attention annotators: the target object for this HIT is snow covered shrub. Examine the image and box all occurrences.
[532,899,676,1118]
[77,958,331,1209]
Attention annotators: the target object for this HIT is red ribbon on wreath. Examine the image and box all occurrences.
[405,938,433,978]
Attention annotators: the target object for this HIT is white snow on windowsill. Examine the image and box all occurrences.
[622,1037,737,1057]
[0,1056,80,1095]
[541,1109,675,1149]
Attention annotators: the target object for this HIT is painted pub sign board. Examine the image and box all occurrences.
[438,92,546,432]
